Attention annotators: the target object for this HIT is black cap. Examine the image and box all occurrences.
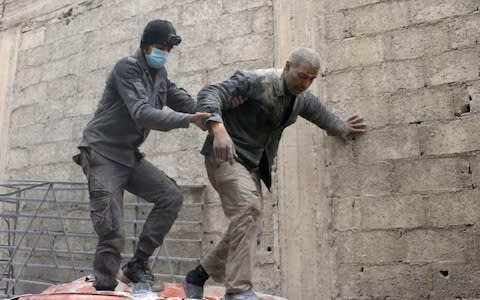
[140,19,182,49]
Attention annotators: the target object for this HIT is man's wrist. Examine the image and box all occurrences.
[210,122,225,134]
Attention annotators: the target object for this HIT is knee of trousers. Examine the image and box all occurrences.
[232,202,262,226]
[157,185,184,215]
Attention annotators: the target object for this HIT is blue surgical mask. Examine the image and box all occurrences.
[145,48,168,69]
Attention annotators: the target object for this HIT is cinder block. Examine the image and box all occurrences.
[181,0,223,26]
[50,35,83,61]
[358,264,432,299]
[426,49,480,86]
[64,96,95,118]
[223,0,271,13]
[171,70,207,98]
[97,40,133,70]
[8,148,29,170]
[384,24,449,60]
[76,69,108,100]
[44,20,70,43]
[328,162,393,197]
[15,66,42,90]
[323,13,348,41]
[323,135,355,168]
[449,13,480,49]
[404,229,473,263]
[11,82,46,110]
[220,33,273,64]
[346,1,409,36]
[378,61,426,93]
[24,45,50,67]
[176,24,210,49]
[392,157,471,193]
[10,105,37,128]
[43,118,74,142]
[179,46,221,72]
[432,263,480,299]
[325,69,369,100]
[333,194,426,231]
[46,76,77,101]
[142,6,182,30]
[419,115,480,155]
[427,190,480,227]
[20,28,46,50]
[9,123,45,146]
[409,0,479,24]
[103,1,136,25]
[327,36,383,71]
[386,87,454,125]
[355,125,421,163]
[210,11,253,42]
[41,58,73,81]
[252,5,272,34]
[335,231,406,264]
[324,0,382,13]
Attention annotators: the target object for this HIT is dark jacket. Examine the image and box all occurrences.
[79,49,196,167]
[198,68,346,188]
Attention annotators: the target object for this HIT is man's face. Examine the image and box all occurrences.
[284,61,318,95]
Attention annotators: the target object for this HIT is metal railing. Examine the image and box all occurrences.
[0,180,206,298]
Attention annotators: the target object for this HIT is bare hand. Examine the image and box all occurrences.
[231,96,246,108]
[211,123,237,165]
[190,112,212,131]
[342,115,366,141]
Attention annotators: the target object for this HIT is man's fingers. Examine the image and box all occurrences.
[347,115,360,122]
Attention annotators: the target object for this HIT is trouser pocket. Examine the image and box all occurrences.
[89,190,113,237]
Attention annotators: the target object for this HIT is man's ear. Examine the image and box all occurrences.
[285,61,290,71]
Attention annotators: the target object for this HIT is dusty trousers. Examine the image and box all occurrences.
[78,148,183,290]
[201,156,263,294]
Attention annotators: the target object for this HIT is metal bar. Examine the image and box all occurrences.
[0,197,202,208]
[7,228,45,296]
[0,255,199,268]
[45,229,62,283]
[0,214,202,225]
[0,233,201,243]
[50,187,78,278]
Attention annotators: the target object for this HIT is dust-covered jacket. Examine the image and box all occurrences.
[198,68,346,188]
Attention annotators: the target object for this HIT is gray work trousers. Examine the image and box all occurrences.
[201,156,263,294]
[78,147,183,290]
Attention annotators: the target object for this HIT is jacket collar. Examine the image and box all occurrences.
[272,69,287,97]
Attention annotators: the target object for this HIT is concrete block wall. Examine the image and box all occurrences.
[1,0,279,295]
[320,0,480,299]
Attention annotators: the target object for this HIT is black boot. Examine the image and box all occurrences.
[184,264,209,298]
[118,257,154,284]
